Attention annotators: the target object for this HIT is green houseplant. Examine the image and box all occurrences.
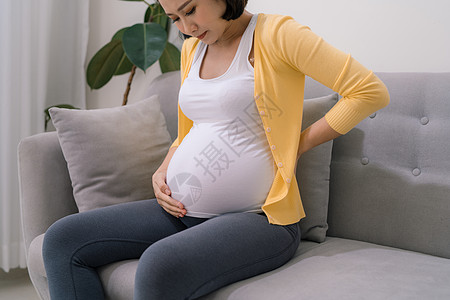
[86,0,181,106]
[45,0,180,130]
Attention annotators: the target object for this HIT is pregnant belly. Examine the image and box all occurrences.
[166,123,275,218]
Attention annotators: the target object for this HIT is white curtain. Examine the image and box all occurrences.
[0,0,89,272]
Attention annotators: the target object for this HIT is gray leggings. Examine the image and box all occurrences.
[43,199,300,299]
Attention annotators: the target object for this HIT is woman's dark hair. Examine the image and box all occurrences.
[221,0,248,21]
[176,0,249,39]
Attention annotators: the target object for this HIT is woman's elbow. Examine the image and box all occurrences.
[373,77,390,111]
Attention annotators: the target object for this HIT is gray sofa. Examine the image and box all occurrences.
[18,71,450,299]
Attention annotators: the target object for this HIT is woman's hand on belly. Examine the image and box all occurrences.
[152,170,187,218]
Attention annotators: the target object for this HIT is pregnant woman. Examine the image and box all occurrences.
[43,0,389,299]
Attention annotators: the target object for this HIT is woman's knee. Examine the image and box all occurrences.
[43,214,88,261]
[134,239,192,299]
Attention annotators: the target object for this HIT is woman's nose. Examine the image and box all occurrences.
[190,23,198,34]
[181,19,198,36]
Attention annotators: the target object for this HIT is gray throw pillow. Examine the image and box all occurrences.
[297,93,338,242]
[49,95,172,212]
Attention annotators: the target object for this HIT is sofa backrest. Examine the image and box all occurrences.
[146,71,450,258]
[144,71,181,142]
[327,73,450,259]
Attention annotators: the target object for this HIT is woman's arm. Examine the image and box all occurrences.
[152,38,199,218]
[297,116,341,160]
[152,146,187,218]
[272,16,390,135]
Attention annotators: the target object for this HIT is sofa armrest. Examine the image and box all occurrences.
[18,132,78,254]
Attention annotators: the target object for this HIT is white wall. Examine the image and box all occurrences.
[247,0,450,72]
[87,0,450,109]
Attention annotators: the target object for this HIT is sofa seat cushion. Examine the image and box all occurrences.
[98,260,138,300]
[27,234,450,299]
[26,232,318,300]
[95,241,320,300]
[199,237,450,300]
[28,235,450,300]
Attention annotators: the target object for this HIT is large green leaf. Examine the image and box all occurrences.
[111,27,134,75]
[159,42,181,73]
[114,52,134,75]
[145,3,169,32]
[86,39,124,89]
[122,23,167,72]
[112,27,128,41]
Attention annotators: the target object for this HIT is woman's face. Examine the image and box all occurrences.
[159,0,228,45]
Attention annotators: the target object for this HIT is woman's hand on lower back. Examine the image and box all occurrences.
[152,170,186,218]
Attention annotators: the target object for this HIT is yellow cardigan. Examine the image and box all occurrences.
[170,14,390,225]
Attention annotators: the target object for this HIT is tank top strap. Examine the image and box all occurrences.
[190,42,207,77]
[235,14,258,60]
[233,14,258,74]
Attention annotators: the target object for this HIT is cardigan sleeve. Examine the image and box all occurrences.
[270,16,389,134]
[169,38,198,149]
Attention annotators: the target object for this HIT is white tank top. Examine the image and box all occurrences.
[166,14,275,218]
